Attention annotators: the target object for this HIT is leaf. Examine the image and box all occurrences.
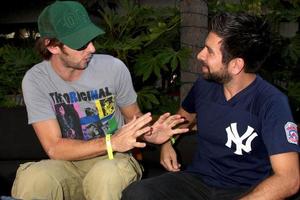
[134,53,164,81]
[282,34,300,65]
[137,87,160,111]
[0,45,40,96]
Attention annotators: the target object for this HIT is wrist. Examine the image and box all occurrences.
[162,139,173,147]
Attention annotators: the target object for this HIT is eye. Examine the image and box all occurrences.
[76,43,89,51]
[207,48,214,55]
[76,39,95,51]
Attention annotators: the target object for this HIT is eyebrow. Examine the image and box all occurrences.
[205,45,214,54]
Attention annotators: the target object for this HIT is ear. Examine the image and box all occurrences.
[228,58,244,75]
[44,39,61,55]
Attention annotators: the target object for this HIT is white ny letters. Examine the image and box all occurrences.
[225,123,258,155]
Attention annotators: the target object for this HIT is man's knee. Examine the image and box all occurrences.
[83,154,142,199]
[12,160,83,200]
[84,154,141,186]
[12,162,63,199]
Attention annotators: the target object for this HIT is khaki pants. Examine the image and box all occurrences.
[11,153,142,200]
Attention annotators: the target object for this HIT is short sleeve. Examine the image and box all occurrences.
[261,94,300,155]
[22,71,56,124]
[181,80,199,113]
[113,58,137,107]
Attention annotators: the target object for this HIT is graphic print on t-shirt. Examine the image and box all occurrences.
[54,103,84,139]
[51,87,118,140]
[225,123,258,155]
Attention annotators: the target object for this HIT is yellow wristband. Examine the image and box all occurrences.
[105,134,114,160]
[170,136,176,145]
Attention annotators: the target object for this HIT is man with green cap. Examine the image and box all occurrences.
[11,1,188,199]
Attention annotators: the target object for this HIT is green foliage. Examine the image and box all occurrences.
[137,86,160,110]
[134,47,190,81]
[282,34,300,65]
[208,0,263,16]
[156,94,180,115]
[0,44,40,106]
[95,0,191,113]
[288,82,300,103]
[209,0,300,19]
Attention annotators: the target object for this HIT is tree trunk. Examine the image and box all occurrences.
[180,0,208,100]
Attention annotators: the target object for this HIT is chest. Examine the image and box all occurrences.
[195,97,263,154]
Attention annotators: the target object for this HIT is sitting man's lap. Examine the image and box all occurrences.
[12,153,142,200]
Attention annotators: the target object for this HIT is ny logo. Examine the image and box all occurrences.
[225,123,258,155]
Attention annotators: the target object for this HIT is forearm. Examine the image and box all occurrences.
[172,107,196,141]
[240,174,299,200]
[46,137,107,161]
[34,112,152,161]
[121,103,143,123]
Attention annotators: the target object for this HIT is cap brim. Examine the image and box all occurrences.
[60,23,105,50]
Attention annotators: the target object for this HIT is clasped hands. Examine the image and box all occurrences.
[111,112,189,153]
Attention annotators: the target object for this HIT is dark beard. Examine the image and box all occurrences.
[202,72,231,84]
[200,65,232,84]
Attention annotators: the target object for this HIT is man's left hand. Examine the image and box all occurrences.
[143,113,189,144]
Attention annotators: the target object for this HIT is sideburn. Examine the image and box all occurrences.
[59,46,70,56]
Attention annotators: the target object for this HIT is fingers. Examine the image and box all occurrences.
[161,157,172,171]
[161,156,181,172]
[161,114,187,127]
[133,141,146,148]
[171,160,181,172]
[134,126,151,138]
[171,128,189,136]
[143,127,153,136]
[168,117,186,128]
[157,112,171,124]
[160,143,181,171]
[123,115,137,128]
[165,114,181,122]
[129,113,152,131]
[112,113,152,152]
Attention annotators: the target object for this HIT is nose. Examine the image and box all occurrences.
[197,48,206,61]
[87,42,96,53]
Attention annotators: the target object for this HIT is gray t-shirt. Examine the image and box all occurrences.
[22,54,137,140]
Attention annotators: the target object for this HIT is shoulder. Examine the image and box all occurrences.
[87,54,129,78]
[22,60,50,86]
[87,54,132,85]
[192,75,221,96]
[253,76,291,116]
[254,76,288,104]
[90,54,128,71]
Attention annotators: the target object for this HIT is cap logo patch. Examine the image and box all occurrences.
[284,122,298,145]
[61,10,89,30]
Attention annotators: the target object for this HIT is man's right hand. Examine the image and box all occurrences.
[160,141,181,171]
[111,113,152,153]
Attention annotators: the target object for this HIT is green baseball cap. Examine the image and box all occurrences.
[38,1,105,50]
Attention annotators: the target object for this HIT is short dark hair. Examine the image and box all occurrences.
[210,12,271,73]
[35,37,64,60]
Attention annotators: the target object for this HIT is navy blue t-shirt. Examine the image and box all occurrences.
[183,75,299,188]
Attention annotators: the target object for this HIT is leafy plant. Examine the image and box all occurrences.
[282,34,300,65]
[94,0,191,113]
[137,86,160,110]
[0,44,40,107]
